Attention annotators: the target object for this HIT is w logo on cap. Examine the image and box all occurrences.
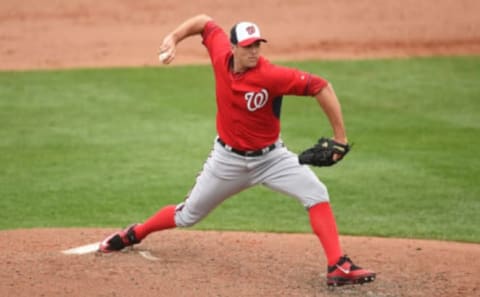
[246,25,256,35]
[230,21,267,46]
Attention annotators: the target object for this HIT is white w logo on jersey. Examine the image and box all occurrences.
[244,89,269,112]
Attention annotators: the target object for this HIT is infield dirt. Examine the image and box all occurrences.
[1,1,479,296]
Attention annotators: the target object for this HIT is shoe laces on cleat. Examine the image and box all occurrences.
[328,255,361,273]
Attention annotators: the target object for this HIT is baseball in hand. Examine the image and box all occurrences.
[159,52,169,63]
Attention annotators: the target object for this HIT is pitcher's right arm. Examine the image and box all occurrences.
[159,14,213,64]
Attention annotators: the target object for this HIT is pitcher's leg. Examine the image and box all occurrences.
[175,165,249,227]
[175,142,250,227]
[99,142,249,252]
[308,202,342,266]
[261,148,342,265]
[134,205,177,240]
[260,148,329,208]
[138,147,250,230]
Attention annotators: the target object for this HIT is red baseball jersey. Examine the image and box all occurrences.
[202,21,328,150]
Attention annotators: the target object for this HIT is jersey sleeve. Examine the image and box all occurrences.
[202,21,231,64]
[266,63,328,96]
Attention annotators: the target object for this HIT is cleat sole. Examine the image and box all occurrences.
[327,274,376,287]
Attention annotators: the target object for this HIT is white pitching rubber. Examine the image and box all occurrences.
[62,242,100,255]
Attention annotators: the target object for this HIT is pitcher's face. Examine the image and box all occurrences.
[232,41,261,72]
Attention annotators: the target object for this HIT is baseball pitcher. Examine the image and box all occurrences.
[99,14,375,287]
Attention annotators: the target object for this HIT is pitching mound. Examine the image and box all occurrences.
[1,229,479,297]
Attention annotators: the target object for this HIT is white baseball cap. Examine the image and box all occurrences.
[230,21,267,47]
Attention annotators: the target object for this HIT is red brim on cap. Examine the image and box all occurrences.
[238,37,267,47]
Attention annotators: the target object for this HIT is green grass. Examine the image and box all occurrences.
[1,56,479,243]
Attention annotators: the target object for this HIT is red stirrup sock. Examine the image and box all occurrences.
[309,202,343,266]
[134,205,177,240]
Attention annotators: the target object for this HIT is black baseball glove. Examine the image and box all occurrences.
[298,137,351,167]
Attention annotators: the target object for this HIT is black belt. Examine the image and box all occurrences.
[217,138,279,157]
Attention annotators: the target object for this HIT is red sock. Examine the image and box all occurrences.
[309,202,343,266]
[134,205,177,240]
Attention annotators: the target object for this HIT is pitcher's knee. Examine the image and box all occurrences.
[303,194,330,209]
[174,204,203,227]
[175,217,197,227]
[298,182,330,208]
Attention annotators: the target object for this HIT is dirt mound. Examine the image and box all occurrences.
[1,229,479,297]
[1,1,479,296]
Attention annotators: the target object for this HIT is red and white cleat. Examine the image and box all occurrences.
[327,255,376,287]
